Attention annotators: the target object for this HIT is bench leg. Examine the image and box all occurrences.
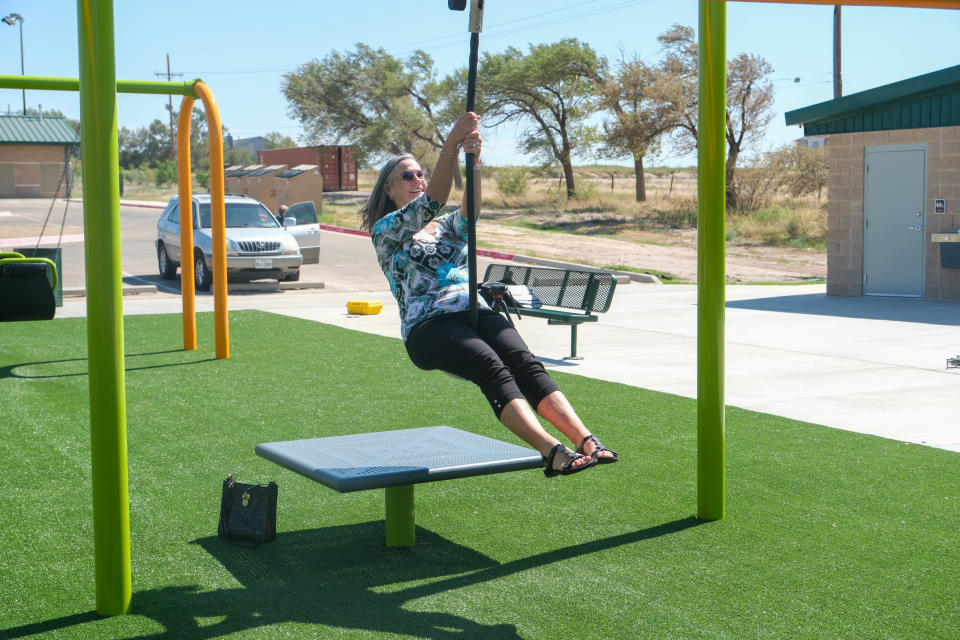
[385,484,415,547]
[563,324,583,361]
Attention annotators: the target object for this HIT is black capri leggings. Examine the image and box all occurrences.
[405,310,560,418]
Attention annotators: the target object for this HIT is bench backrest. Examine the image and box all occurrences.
[483,263,616,313]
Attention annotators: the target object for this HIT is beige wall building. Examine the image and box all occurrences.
[0,115,80,198]
[786,65,960,302]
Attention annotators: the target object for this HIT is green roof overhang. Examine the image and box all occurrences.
[785,64,960,135]
[0,115,81,145]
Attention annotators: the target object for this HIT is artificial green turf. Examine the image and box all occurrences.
[1,310,957,639]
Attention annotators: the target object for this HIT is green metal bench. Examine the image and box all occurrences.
[483,263,617,360]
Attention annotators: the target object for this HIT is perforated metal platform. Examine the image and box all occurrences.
[255,426,544,493]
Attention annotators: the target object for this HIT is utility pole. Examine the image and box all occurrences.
[154,54,183,160]
[833,6,842,99]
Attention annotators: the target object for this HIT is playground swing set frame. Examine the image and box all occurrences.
[1,0,954,618]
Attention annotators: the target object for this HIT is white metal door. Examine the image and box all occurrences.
[863,145,926,297]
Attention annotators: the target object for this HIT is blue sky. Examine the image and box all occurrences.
[1,0,957,166]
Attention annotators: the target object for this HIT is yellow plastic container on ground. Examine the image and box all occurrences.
[346,300,383,315]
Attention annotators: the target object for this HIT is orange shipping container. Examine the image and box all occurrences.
[339,146,357,190]
[258,145,357,192]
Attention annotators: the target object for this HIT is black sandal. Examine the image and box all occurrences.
[577,435,619,464]
[543,443,598,477]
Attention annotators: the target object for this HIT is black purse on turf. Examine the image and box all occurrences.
[218,473,278,548]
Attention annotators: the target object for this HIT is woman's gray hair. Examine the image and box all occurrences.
[360,153,415,231]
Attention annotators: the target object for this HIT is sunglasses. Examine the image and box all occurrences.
[396,169,426,182]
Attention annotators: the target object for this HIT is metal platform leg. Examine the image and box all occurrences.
[385,484,415,547]
[564,324,583,361]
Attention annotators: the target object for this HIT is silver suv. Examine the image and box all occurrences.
[156,193,302,291]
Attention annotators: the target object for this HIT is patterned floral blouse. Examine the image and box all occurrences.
[372,193,490,341]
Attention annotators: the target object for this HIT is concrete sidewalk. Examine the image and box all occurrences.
[55,281,960,453]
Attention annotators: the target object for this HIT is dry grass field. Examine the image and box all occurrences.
[336,166,827,283]
[73,165,827,284]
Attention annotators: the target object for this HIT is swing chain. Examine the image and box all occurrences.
[57,161,72,248]
[33,160,71,253]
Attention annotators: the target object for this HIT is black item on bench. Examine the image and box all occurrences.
[483,263,617,359]
[478,281,523,325]
[218,473,278,548]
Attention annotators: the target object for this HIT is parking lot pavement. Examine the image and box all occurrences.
[55,281,960,453]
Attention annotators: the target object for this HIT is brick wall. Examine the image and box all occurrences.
[926,126,960,300]
[827,126,960,301]
[0,144,70,197]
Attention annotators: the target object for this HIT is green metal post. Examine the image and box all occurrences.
[0,75,199,96]
[76,0,131,614]
[385,485,415,547]
[697,0,726,521]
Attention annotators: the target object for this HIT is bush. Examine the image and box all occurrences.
[730,163,779,213]
[195,170,210,189]
[768,144,828,201]
[571,179,600,201]
[495,167,529,197]
[132,165,156,186]
[648,197,697,228]
[155,160,177,186]
[727,204,826,248]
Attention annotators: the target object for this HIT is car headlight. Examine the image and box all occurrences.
[282,240,300,255]
[226,239,239,257]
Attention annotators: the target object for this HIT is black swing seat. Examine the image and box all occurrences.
[0,254,58,322]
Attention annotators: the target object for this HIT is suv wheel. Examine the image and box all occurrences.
[157,243,177,279]
[194,252,213,292]
[283,270,300,282]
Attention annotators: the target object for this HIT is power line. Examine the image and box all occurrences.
[390,0,649,57]
[174,0,651,77]
[178,63,299,76]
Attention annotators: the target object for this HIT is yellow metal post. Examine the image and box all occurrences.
[192,82,229,359]
[177,96,197,351]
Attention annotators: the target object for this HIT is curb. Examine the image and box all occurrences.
[317,223,515,260]
[63,284,157,298]
[61,281,325,298]
[69,199,167,210]
[119,201,166,210]
[318,224,370,238]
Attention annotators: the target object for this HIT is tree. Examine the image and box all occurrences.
[263,131,297,149]
[282,44,463,180]
[117,119,171,169]
[769,143,829,201]
[481,39,605,199]
[224,146,254,166]
[117,126,146,168]
[657,25,775,210]
[181,106,235,172]
[595,55,676,202]
[191,106,211,170]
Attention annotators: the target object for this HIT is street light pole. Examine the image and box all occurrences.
[2,13,25,114]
